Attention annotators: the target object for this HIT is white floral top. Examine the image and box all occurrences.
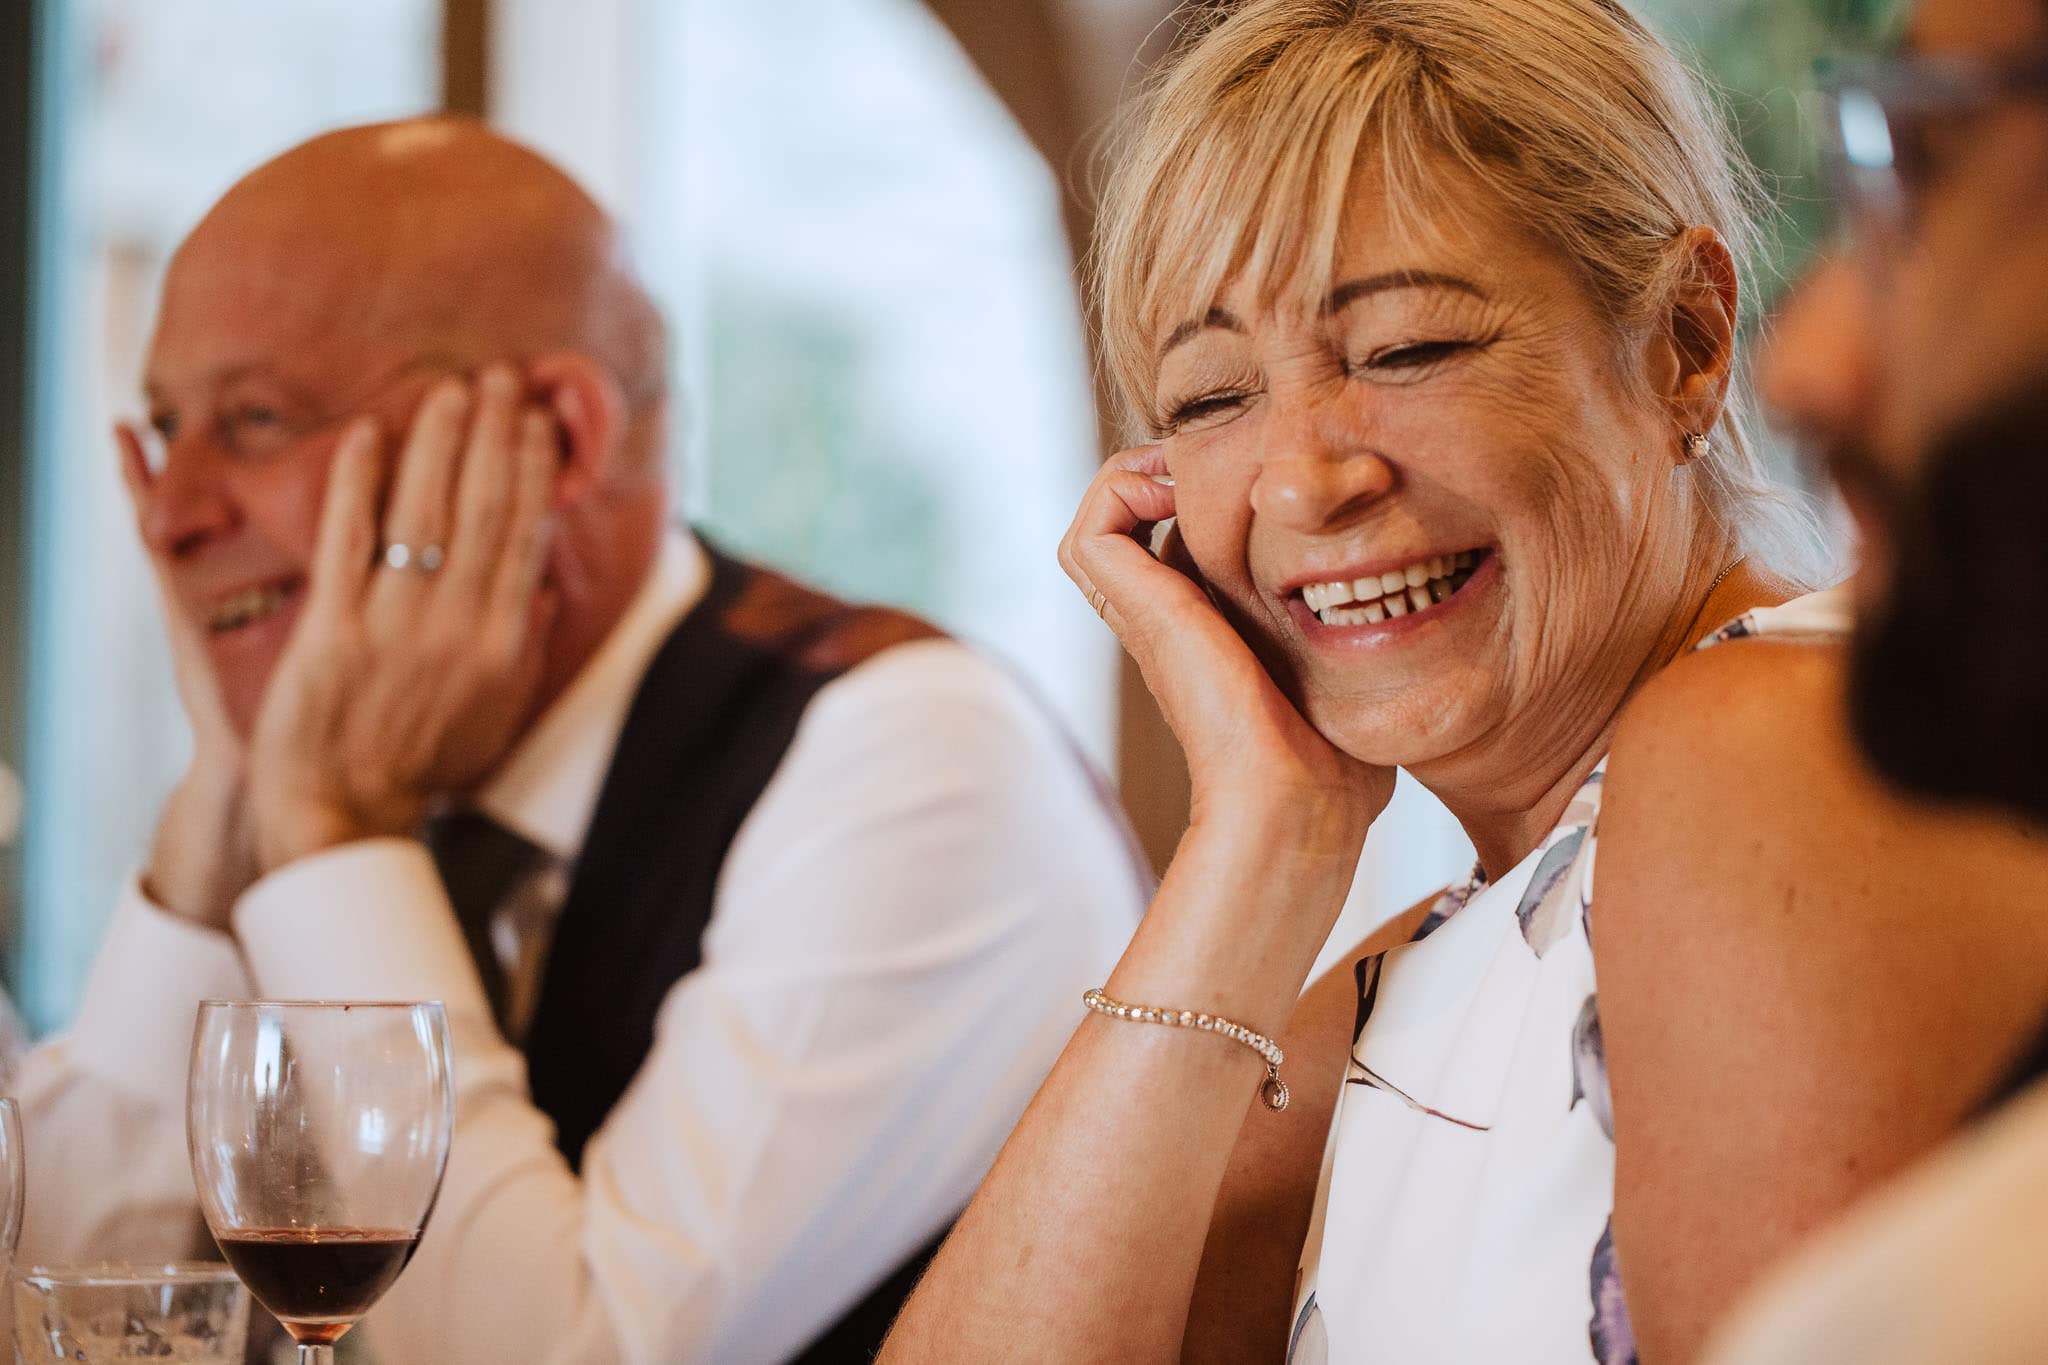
[1289,590,1850,1364]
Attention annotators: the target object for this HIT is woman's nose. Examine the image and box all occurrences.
[1760,256,1878,445]
[142,437,240,559]
[1249,410,1397,533]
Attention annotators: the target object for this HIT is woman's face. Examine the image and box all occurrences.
[1153,186,1688,771]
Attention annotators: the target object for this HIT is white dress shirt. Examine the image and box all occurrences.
[13,530,1145,1364]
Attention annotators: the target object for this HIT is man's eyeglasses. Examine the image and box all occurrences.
[1818,52,2048,262]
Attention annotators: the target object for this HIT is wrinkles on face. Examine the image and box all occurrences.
[1152,190,1699,804]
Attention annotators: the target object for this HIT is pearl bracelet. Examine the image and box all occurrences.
[1083,987,1289,1111]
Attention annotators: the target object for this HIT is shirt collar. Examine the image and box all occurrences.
[473,529,709,860]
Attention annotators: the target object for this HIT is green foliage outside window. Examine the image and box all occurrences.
[695,281,950,615]
[1634,0,1911,312]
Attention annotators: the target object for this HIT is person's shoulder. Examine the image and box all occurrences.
[1598,620,2043,968]
[1595,630,1865,959]
[1608,627,1848,813]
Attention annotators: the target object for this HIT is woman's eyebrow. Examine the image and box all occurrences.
[1158,307,1245,361]
[1326,271,1489,313]
[1157,272,1490,362]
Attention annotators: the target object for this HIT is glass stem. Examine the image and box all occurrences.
[298,1345,335,1365]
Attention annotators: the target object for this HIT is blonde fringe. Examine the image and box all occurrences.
[1087,0,1831,585]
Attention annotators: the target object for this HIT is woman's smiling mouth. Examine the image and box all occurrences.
[1292,549,1490,628]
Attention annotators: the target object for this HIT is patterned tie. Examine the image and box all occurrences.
[424,811,547,1032]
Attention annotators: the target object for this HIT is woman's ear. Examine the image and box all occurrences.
[1648,226,1740,458]
[525,352,627,509]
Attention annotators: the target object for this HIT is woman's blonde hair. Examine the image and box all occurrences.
[1091,0,1826,579]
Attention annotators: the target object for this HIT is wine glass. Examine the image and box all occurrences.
[0,1096,24,1272]
[187,1001,452,1365]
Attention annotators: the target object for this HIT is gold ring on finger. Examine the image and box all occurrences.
[1090,588,1108,618]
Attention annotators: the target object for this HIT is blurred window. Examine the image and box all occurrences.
[624,0,1119,761]
[16,0,439,1031]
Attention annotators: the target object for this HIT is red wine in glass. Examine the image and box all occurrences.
[189,1001,452,1365]
[216,1228,421,1347]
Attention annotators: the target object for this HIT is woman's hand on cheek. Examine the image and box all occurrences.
[1059,445,1394,846]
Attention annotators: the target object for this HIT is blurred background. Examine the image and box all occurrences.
[0,0,1904,1034]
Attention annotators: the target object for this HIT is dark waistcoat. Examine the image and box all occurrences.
[522,541,949,1362]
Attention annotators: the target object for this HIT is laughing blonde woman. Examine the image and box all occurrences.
[881,1,2048,1361]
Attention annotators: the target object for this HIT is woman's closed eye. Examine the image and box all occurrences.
[1352,336,1490,379]
[1163,389,1256,434]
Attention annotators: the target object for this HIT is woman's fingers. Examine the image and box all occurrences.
[1076,469,1179,540]
[1061,448,1213,651]
[304,420,387,625]
[1059,448,1171,567]
[1106,444,1171,479]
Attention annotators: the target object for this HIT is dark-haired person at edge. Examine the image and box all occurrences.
[1704,0,2048,1358]
[879,2,2048,1362]
[7,120,1145,1363]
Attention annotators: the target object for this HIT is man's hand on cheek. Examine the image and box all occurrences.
[246,365,560,874]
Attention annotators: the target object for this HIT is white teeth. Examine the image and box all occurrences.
[1304,551,1483,626]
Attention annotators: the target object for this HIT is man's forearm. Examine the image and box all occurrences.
[142,769,255,930]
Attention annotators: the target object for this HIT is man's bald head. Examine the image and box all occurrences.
[140,118,674,740]
[160,117,667,423]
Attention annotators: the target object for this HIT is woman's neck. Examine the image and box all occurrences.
[1409,551,1796,880]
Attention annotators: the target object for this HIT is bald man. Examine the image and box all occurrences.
[12,120,1144,1363]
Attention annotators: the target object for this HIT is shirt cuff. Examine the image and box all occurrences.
[233,838,492,1025]
[69,881,250,1111]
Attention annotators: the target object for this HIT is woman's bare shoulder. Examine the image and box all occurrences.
[1602,634,2042,956]
[1594,638,2048,1357]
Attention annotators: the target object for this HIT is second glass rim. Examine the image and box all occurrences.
[15,1261,246,1288]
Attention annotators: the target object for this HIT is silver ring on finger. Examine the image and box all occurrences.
[381,541,446,574]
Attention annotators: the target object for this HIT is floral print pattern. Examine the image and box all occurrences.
[1298,592,1847,1363]
[1390,757,1627,1353]
[1589,1220,1636,1365]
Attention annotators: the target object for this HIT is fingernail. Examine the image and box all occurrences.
[1149,475,1176,487]
[481,366,520,400]
[555,387,583,426]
